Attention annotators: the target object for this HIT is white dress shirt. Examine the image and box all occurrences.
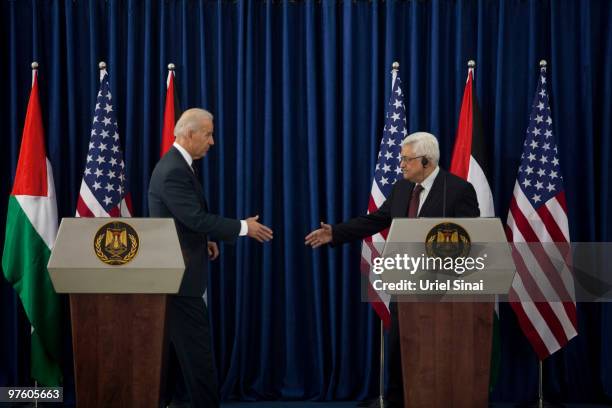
[173,142,248,236]
[416,165,440,215]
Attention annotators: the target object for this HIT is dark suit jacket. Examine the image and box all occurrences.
[332,168,480,245]
[148,147,241,296]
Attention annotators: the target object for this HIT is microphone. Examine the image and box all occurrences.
[442,172,447,218]
[119,163,125,218]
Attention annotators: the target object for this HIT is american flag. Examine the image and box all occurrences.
[506,65,577,359]
[76,65,132,217]
[360,69,407,329]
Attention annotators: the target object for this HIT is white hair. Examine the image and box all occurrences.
[174,108,214,138]
[400,132,440,165]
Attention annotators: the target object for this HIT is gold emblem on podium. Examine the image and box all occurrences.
[425,222,471,258]
[94,221,139,265]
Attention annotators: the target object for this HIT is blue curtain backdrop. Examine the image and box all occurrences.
[1,0,611,404]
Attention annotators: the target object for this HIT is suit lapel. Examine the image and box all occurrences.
[399,183,414,217]
[169,147,209,211]
[190,166,208,211]
[418,169,445,217]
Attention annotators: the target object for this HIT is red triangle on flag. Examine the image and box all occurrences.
[160,70,176,157]
[11,73,49,197]
[450,70,474,180]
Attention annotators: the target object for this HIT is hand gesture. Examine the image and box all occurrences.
[246,215,274,243]
[207,241,219,260]
[304,222,333,248]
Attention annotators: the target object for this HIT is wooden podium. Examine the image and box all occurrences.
[397,302,493,408]
[48,218,185,408]
[382,218,515,408]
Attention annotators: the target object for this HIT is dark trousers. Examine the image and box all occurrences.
[387,301,405,407]
[166,296,219,408]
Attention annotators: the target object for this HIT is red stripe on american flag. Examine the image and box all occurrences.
[510,245,572,347]
[509,193,577,357]
[108,206,121,217]
[367,285,392,330]
[367,196,378,213]
[505,225,514,241]
[556,191,568,212]
[125,193,134,214]
[509,290,551,359]
[511,203,573,303]
[509,197,538,241]
[563,301,578,328]
[76,196,95,217]
[536,202,567,243]
[380,228,389,240]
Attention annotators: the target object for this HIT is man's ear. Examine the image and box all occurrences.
[184,129,194,144]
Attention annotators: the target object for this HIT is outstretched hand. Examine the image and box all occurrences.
[304,222,333,248]
[207,241,219,260]
[246,215,274,243]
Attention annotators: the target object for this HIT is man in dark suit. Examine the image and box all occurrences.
[149,108,273,408]
[305,132,479,408]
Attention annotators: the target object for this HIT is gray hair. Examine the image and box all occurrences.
[400,132,440,165]
[174,108,214,138]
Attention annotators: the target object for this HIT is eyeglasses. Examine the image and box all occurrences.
[399,155,424,163]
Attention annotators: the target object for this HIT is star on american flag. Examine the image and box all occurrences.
[507,65,576,359]
[76,67,131,217]
[360,70,408,331]
[373,78,407,196]
[516,74,563,208]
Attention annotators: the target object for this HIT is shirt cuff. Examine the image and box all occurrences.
[239,220,248,236]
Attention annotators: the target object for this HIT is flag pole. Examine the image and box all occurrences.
[167,62,175,90]
[537,58,546,408]
[361,61,400,408]
[377,61,401,408]
[98,61,125,218]
[379,320,385,408]
[467,59,475,79]
[31,61,40,408]
[533,59,557,408]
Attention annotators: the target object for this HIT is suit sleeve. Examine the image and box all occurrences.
[161,167,241,242]
[454,182,480,217]
[331,187,394,246]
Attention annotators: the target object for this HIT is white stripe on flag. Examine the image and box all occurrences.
[77,182,110,217]
[549,302,578,340]
[370,181,386,208]
[513,187,575,292]
[467,155,495,217]
[15,160,58,249]
[546,197,570,242]
[120,198,132,217]
[513,236,565,303]
[510,285,561,354]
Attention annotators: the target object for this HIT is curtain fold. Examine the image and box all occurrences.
[1,0,611,403]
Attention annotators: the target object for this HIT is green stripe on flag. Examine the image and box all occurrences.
[2,196,62,386]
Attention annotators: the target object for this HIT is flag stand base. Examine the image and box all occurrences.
[515,400,565,408]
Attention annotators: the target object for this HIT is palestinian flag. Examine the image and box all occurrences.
[449,63,499,391]
[160,64,182,156]
[2,67,62,386]
[450,64,495,216]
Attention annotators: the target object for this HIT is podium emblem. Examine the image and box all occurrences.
[425,222,471,258]
[94,221,139,265]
